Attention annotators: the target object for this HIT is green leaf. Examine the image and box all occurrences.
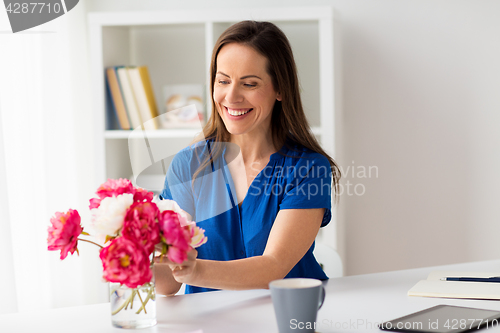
[105,235,115,243]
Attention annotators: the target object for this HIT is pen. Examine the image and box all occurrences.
[440,277,500,283]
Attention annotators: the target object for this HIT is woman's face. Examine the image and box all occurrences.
[213,43,281,139]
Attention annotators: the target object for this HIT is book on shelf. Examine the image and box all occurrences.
[128,66,160,130]
[106,65,160,131]
[116,66,143,130]
[105,67,131,130]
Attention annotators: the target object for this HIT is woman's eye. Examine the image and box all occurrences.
[218,80,229,85]
[244,83,257,88]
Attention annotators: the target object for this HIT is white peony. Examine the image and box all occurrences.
[90,193,134,238]
[153,196,186,215]
[152,196,192,226]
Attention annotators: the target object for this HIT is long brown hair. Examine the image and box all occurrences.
[194,20,341,200]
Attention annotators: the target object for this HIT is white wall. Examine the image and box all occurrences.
[86,0,500,276]
[334,0,500,275]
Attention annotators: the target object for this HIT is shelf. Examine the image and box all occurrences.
[105,127,321,139]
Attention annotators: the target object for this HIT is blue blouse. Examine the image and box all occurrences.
[160,140,332,294]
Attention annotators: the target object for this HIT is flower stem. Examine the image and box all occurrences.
[130,289,135,309]
[136,286,154,314]
[124,290,134,310]
[77,238,103,249]
[111,289,134,316]
[136,289,147,315]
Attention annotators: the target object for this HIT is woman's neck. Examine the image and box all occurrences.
[229,131,276,164]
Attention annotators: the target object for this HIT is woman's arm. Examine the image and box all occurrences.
[154,259,183,295]
[153,207,193,296]
[168,207,324,290]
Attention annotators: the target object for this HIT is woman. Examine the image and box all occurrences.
[155,20,341,295]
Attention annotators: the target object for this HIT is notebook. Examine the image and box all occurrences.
[408,271,500,300]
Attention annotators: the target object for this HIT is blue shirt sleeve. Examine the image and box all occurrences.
[159,151,196,219]
[278,153,332,227]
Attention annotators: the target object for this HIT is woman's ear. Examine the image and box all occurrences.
[276,92,282,101]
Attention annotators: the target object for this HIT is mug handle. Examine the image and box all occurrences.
[318,285,325,309]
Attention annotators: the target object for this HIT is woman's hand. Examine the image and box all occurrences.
[156,248,198,284]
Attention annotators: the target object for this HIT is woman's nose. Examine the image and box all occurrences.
[225,84,243,104]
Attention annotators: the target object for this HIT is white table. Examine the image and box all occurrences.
[3,260,500,333]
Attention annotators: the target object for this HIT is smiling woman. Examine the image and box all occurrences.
[155,20,341,295]
[213,43,281,139]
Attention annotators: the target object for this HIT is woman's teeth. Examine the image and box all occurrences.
[227,107,252,116]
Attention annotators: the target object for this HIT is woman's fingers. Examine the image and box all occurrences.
[154,255,173,265]
[187,248,198,260]
[155,248,198,280]
[154,255,183,273]
[171,249,198,281]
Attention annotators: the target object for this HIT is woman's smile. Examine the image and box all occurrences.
[225,106,254,118]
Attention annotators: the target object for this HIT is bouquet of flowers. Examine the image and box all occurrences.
[47,178,206,324]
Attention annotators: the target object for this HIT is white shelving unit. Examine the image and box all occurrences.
[88,6,335,185]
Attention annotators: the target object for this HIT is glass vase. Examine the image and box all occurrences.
[109,281,157,329]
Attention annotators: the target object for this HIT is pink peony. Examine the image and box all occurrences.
[122,202,160,255]
[47,209,83,260]
[167,246,190,265]
[186,222,207,248]
[89,178,134,209]
[89,179,153,209]
[133,187,153,203]
[89,197,101,209]
[99,237,152,288]
[158,211,192,263]
[97,178,134,199]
